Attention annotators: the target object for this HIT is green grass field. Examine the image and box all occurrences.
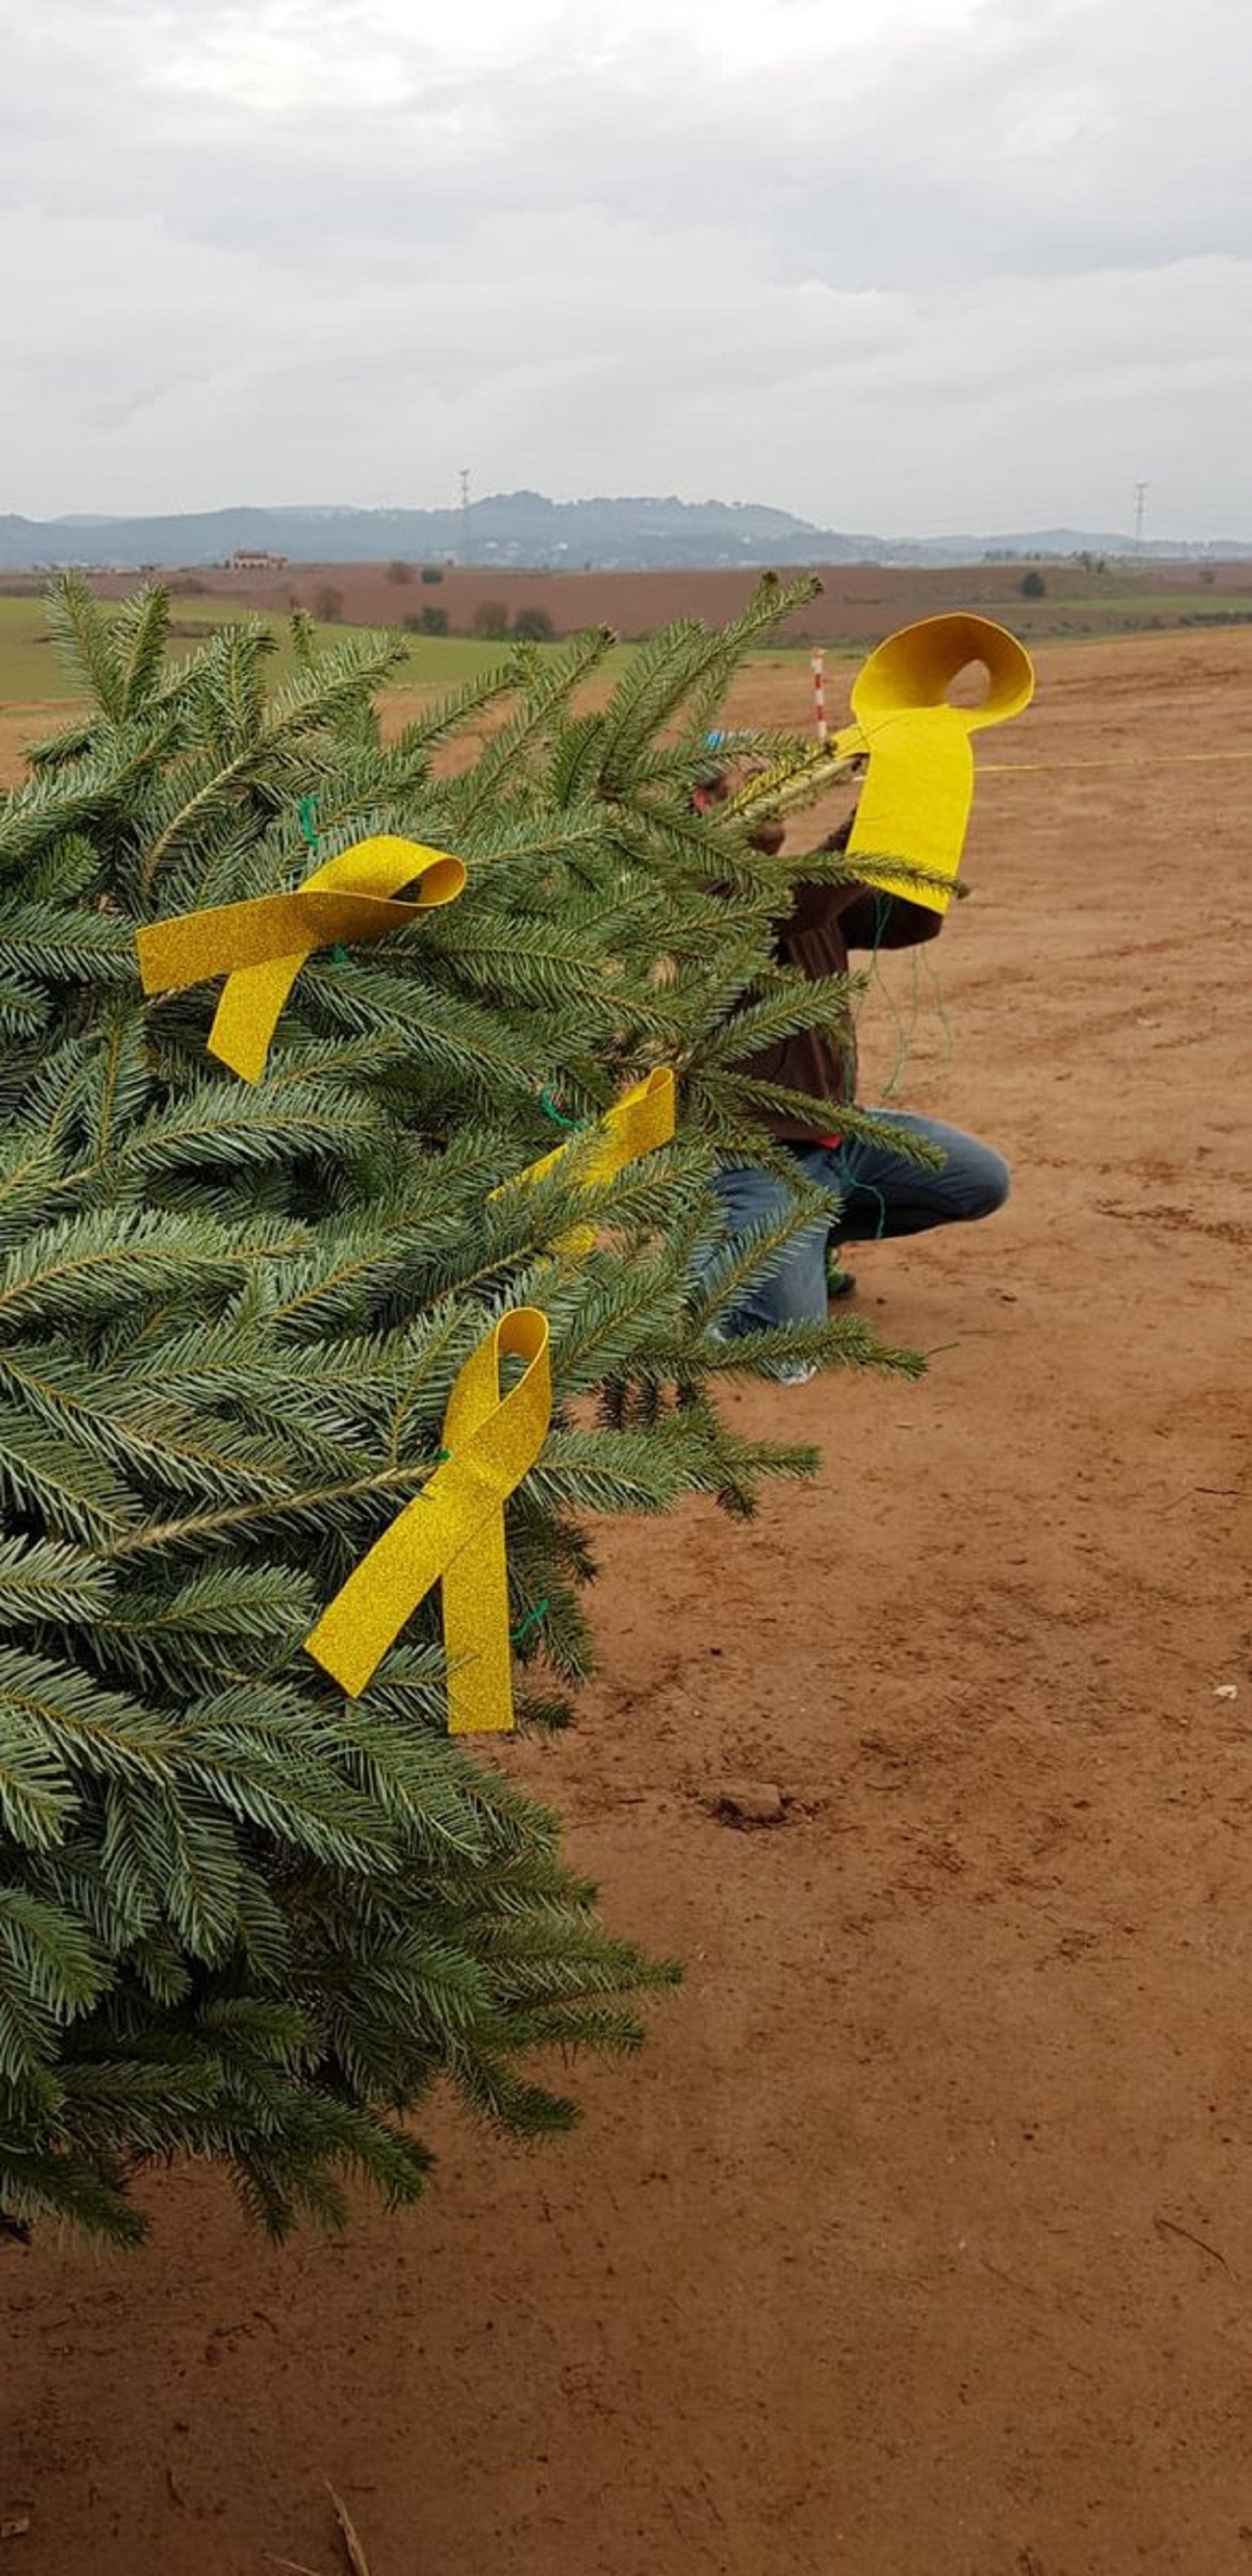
[0,594,641,709]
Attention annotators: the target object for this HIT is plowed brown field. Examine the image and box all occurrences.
[82,553,1252,645]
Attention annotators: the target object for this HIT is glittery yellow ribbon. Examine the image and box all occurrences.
[497,1067,678,1255]
[305,1307,552,1729]
[136,835,467,1082]
[730,615,1034,912]
[840,615,1033,910]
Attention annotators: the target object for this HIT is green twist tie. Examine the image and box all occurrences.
[298,795,348,960]
[511,1598,550,1647]
[538,1088,582,1132]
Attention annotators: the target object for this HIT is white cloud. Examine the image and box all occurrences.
[138,0,995,99]
[3,0,1250,534]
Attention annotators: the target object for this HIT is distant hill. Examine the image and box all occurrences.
[0,492,1247,572]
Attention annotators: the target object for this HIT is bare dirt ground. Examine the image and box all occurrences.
[2,632,1251,2575]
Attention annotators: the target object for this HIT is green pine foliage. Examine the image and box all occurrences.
[0,574,917,2245]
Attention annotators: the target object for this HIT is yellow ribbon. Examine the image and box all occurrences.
[136,834,467,1082]
[839,615,1033,910]
[306,1075,677,1718]
[728,615,1034,912]
[305,1307,552,1729]
[496,1066,678,1257]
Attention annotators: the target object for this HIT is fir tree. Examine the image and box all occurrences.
[0,576,915,2245]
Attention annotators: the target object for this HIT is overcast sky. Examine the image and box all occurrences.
[4,0,1250,537]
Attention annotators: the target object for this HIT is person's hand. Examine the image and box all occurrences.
[750,819,786,857]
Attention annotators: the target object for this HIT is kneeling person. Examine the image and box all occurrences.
[694,790,1009,1380]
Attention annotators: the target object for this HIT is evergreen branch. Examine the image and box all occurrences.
[138,629,408,886]
[0,721,177,876]
[0,1534,113,1628]
[0,1402,136,1543]
[0,1211,247,1337]
[0,1649,177,1779]
[0,1721,79,1852]
[45,574,128,716]
[110,587,174,719]
[443,629,616,830]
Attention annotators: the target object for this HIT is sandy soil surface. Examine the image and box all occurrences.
[2,632,1251,2575]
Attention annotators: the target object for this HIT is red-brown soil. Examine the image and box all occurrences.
[2,633,1251,2575]
[85,556,1252,646]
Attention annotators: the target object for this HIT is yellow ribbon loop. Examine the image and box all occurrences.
[305,1307,552,1730]
[837,614,1034,911]
[495,1066,678,1257]
[136,834,467,1083]
[725,615,1033,911]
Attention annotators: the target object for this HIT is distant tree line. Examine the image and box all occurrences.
[303,571,558,643]
[399,598,555,643]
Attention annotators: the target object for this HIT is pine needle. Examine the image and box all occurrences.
[267,2486,373,2576]
[328,2485,373,2576]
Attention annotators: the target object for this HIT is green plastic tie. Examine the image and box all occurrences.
[538,1087,582,1132]
[510,1598,550,1647]
[297,794,348,957]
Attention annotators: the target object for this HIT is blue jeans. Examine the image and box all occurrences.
[702,1112,1010,1336]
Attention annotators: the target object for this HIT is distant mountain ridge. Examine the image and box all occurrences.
[0,491,1245,571]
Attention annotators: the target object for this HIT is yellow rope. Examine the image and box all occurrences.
[978,747,1252,775]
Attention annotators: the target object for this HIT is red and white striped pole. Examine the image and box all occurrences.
[810,647,828,743]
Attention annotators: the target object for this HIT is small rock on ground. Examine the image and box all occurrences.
[711,1780,787,1828]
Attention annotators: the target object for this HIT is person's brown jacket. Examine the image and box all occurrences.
[731,881,941,1140]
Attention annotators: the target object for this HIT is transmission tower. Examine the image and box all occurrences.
[1133,481,1148,555]
[459,467,472,567]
